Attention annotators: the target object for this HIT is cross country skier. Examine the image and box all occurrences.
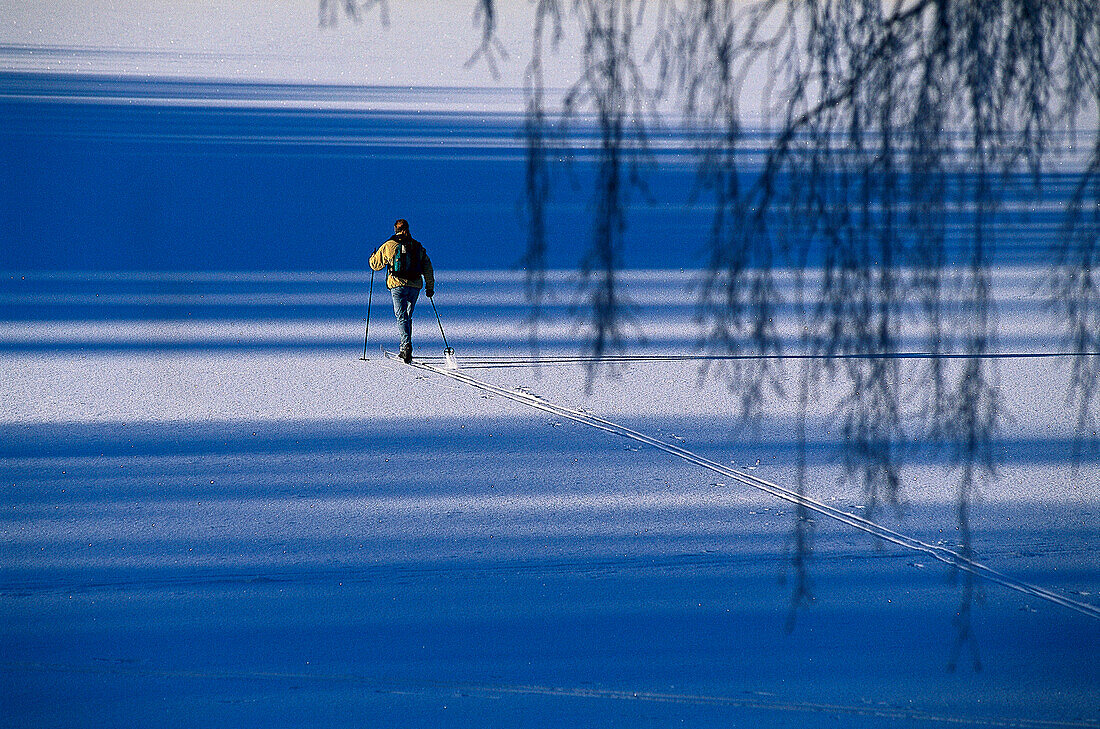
[369,218,435,363]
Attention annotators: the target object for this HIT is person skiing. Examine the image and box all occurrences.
[369,218,435,363]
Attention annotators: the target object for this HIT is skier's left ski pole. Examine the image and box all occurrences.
[360,269,374,361]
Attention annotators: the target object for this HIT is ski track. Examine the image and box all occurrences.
[424,352,1100,371]
[387,352,1100,622]
[3,547,1014,599]
[3,661,1097,729]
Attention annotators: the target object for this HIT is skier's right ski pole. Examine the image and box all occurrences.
[360,269,374,361]
[430,295,450,352]
[422,294,453,367]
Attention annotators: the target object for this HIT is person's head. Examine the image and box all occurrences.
[394,219,409,235]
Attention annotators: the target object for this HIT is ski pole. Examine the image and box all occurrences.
[430,295,452,353]
[360,269,374,360]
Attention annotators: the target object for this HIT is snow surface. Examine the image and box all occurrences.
[2,270,1098,727]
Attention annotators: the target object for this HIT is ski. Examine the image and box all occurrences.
[379,347,457,369]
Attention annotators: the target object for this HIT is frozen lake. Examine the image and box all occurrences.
[2,270,1098,727]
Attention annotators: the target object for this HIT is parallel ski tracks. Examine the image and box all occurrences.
[413,351,1100,370]
[7,660,1098,727]
[390,351,1100,622]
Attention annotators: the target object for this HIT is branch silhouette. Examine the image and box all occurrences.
[327,0,1099,654]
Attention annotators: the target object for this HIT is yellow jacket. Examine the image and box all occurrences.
[369,236,435,293]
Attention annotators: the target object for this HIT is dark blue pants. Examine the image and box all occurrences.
[390,285,419,353]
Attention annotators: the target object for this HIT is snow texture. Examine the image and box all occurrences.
[2,270,1098,728]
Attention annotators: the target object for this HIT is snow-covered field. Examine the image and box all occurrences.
[2,270,1098,727]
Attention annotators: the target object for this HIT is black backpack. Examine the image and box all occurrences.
[390,236,424,278]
